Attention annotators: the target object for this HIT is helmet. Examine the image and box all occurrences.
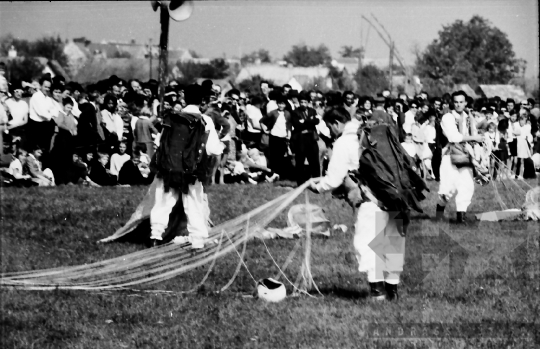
[256,278,286,302]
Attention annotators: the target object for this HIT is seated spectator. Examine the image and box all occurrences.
[109,141,131,178]
[243,148,279,182]
[88,152,118,186]
[0,148,34,187]
[117,144,152,185]
[64,152,99,186]
[24,146,55,186]
[223,158,256,184]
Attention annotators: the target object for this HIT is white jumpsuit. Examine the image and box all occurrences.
[438,110,475,212]
[150,105,223,245]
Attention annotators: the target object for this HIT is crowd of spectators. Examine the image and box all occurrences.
[0,62,539,189]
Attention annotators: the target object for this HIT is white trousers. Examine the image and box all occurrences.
[354,202,406,285]
[437,155,475,212]
[150,178,209,244]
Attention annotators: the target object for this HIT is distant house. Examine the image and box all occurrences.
[63,40,192,77]
[477,84,528,101]
[72,58,160,84]
[235,64,332,89]
[34,57,69,79]
[453,84,480,99]
[331,57,360,75]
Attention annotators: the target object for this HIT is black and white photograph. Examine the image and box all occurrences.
[0,1,539,348]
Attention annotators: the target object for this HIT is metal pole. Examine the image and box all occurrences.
[149,39,153,80]
[158,4,169,117]
[389,42,394,92]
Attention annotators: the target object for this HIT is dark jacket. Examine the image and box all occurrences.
[77,103,105,149]
[151,111,209,194]
[89,162,117,186]
[205,105,230,139]
[354,124,428,235]
[260,109,292,136]
[291,106,319,143]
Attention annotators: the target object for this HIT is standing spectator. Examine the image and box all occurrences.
[515,115,533,179]
[49,98,78,184]
[291,92,320,185]
[77,87,105,155]
[243,95,264,147]
[261,95,292,179]
[133,104,158,159]
[101,94,124,145]
[422,112,437,179]
[4,81,29,140]
[402,99,419,135]
[342,91,357,118]
[27,76,55,161]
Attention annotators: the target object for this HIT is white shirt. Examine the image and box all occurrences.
[8,158,24,179]
[5,99,29,128]
[422,124,436,144]
[401,142,417,158]
[70,97,81,118]
[109,153,131,176]
[270,111,288,138]
[403,110,416,134]
[183,105,224,156]
[315,119,361,192]
[266,100,278,114]
[101,110,124,140]
[440,110,466,144]
[245,104,263,133]
[29,90,55,122]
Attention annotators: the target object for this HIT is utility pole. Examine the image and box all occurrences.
[148,38,153,80]
[389,41,394,92]
[158,4,170,117]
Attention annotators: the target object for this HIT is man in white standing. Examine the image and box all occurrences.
[436,91,483,223]
[27,76,55,159]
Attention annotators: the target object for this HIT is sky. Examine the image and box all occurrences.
[0,0,538,79]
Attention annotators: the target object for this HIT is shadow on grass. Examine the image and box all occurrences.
[116,220,152,247]
[317,286,369,300]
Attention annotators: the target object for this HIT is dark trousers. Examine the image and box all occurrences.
[293,134,320,185]
[268,135,289,179]
[242,131,261,148]
[429,143,441,181]
[26,118,55,166]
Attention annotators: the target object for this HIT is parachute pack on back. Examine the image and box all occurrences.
[353,124,428,233]
[151,111,210,194]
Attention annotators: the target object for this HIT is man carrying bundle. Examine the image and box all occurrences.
[309,107,427,301]
[435,91,484,223]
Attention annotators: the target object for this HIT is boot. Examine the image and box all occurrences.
[384,282,399,301]
[456,211,466,224]
[369,282,386,301]
[435,204,445,221]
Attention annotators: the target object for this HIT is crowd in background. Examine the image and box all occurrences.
[0,62,539,189]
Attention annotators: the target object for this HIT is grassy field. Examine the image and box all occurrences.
[1,180,539,348]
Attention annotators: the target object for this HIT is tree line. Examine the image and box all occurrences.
[0,15,535,97]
